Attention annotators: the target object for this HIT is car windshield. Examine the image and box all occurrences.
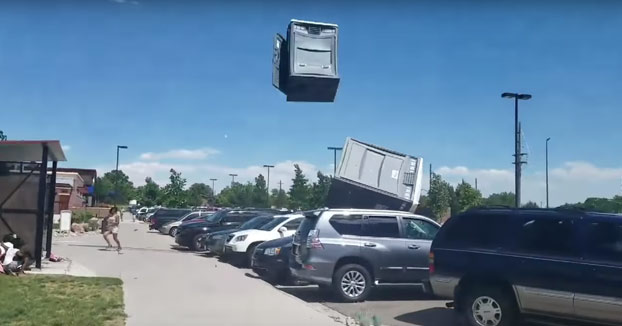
[239,216,273,230]
[204,210,227,223]
[259,217,288,231]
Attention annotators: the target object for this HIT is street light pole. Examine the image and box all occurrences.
[263,165,274,201]
[229,173,238,185]
[116,145,128,171]
[327,147,343,175]
[546,137,551,208]
[502,92,532,208]
[210,178,217,194]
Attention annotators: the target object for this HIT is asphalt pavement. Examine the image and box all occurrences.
[51,217,537,326]
[52,220,346,326]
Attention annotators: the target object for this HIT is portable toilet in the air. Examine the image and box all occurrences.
[273,19,340,102]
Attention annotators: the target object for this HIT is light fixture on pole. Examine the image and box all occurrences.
[229,173,238,185]
[501,92,532,208]
[263,164,274,201]
[327,147,343,175]
[210,178,217,194]
[116,145,128,171]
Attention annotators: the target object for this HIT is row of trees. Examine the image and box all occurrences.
[95,164,622,221]
[94,164,332,210]
[421,173,622,221]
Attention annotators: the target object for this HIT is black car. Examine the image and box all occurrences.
[205,215,275,255]
[251,236,296,285]
[175,209,282,251]
[430,208,622,326]
[148,208,192,230]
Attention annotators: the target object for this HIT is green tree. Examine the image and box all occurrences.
[288,164,310,210]
[521,201,540,208]
[484,192,515,207]
[95,170,135,204]
[186,182,213,207]
[252,174,269,207]
[427,174,452,221]
[216,182,254,207]
[455,181,483,213]
[270,188,289,208]
[582,197,622,213]
[136,177,161,206]
[309,172,331,209]
[0,130,6,141]
[161,169,188,207]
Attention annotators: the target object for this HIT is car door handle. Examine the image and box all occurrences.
[363,242,376,247]
[408,244,420,250]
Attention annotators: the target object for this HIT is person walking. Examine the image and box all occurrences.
[103,207,122,252]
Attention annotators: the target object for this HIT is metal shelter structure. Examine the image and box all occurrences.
[0,140,67,268]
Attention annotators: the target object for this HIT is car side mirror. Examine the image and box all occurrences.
[278,226,287,235]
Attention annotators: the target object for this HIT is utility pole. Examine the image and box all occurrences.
[327,147,343,175]
[263,164,274,201]
[429,163,432,189]
[278,180,282,192]
[229,173,237,185]
[116,145,128,171]
[546,137,551,208]
[475,178,478,190]
[502,92,532,208]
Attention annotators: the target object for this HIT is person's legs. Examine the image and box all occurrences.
[103,231,113,248]
[112,232,121,251]
[4,261,20,275]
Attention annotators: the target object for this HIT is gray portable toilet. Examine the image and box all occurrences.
[273,19,340,102]
[325,138,424,212]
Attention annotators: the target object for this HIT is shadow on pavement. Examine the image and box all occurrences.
[279,285,439,303]
[394,308,457,326]
[170,245,190,251]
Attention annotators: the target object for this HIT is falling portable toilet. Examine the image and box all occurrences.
[273,19,340,102]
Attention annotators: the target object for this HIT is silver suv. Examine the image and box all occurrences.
[291,208,440,302]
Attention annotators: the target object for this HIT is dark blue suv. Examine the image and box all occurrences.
[430,208,622,326]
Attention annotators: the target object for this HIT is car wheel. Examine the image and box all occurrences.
[169,227,178,237]
[462,286,517,326]
[246,243,259,267]
[191,234,206,251]
[332,264,372,302]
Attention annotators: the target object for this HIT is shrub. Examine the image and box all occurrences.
[72,210,94,224]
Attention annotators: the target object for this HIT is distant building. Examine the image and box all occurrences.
[55,168,97,207]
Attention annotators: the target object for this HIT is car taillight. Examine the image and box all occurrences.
[306,229,323,249]
[429,251,435,275]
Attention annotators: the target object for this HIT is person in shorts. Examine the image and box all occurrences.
[1,241,22,275]
[102,207,122,251]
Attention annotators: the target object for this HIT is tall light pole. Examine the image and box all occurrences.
[327,147,343,175]
[501,92,532,208]
[229,173,238,185]
[263,164,274,201]
[116,145,128,171]
[546,137,551,208]
[210,178,217,194]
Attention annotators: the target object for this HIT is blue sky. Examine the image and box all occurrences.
[2,0,622,205]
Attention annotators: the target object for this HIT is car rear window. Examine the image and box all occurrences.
[297,212,320,239]
[329,214,363,236]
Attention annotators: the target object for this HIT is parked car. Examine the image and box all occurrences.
[175,209,282,251]
[225,214,303,266]
[159,211,211,236]
[430,208,622,326]
[291,209,440,302]
[205,215,275,256]
[142,207,158,221]
[149,208,192,230]
[252,236,296,284]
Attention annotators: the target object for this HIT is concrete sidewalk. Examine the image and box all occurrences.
[52,221,346,326]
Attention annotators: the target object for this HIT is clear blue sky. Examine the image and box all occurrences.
[2,0,621,204]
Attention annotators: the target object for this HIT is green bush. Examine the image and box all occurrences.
[72,211,94,224]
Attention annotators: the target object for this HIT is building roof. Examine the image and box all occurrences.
[0,140,67,162]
